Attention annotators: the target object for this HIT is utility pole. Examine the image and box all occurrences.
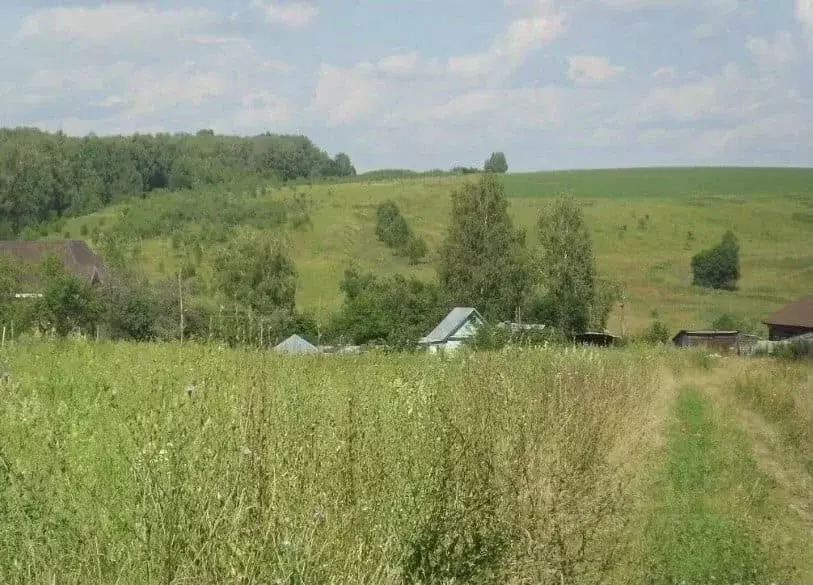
[178,272,184,343]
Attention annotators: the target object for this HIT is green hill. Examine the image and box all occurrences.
[52,167,813,335]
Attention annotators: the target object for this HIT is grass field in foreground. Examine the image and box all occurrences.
[1,341,812,584]
[56,167,813,334]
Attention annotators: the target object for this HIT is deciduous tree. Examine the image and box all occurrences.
[439,174,530,319]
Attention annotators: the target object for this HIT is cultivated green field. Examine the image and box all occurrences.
[1,341,811,584]
[56,167,813,334]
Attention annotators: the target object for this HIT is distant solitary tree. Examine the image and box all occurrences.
[691,231,740,290]
[333,153,357,177]
[439,174,529,319]
[484,152,508,174]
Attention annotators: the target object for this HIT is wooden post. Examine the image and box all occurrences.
[178,272,184,343]
[619,292,626,339]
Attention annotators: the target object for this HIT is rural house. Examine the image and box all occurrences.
[0,239,107,297]
[418,307,486,353]
[672,330,740,352]
[763,296,813,341]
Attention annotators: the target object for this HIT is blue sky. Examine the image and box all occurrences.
[1,0,812,171]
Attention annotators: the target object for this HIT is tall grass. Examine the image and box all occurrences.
[733,361,813,473]
[0,341,667,584]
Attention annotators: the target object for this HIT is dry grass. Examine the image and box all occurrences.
[0,340,671,585]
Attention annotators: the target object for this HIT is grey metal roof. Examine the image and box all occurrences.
[419,307,485,344]
[274,334,320,354]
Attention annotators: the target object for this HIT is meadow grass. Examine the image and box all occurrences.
[1,341,812,583]
[0,339,673,584]
[732,360,813,474]
[641,385,771,584]
[55,168,813,334]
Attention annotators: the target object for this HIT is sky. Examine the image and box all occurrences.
[1,0,812,172]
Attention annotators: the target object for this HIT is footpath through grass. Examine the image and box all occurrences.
[642,383,795,584]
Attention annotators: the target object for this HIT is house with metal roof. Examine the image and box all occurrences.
[763,295,813,341]
[418,307,486,353]
[274,334,320,355]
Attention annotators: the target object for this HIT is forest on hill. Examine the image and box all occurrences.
[0,128,357,238]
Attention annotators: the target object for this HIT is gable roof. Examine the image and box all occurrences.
[0,239,107,289]
[763,296,813,329]
[419,307,485,344]
[274,334,319,354]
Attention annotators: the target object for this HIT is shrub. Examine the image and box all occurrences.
[641,320,671,344]
[691,231,740,290]
[375,200,427,263]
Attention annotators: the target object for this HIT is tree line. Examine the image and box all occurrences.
[0,173,617,347]
[0,128,356,237]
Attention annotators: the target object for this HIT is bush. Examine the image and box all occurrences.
[691,231,740,290]
[375,200,427,263]
[329,268,444,347]
[641,320,671,344]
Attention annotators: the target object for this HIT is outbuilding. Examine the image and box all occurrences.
[763,296,813,341]
[672,330,740,352]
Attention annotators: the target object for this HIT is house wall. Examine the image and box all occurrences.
[768,324,813,341]
[675,334,739,351]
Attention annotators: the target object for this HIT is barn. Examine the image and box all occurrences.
[672,330,740,352]
[0,239,107,297]
[418,307,486,353]
[763,296,813,341]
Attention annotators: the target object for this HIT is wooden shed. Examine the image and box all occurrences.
[763,296,813,341]
[672,330,740,352]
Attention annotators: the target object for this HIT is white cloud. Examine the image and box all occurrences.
[746,31,795,69]
[448,4,567,80]
[651,66,677,80]
[596,0,678,9]
[798,0,813,41]
[377,52,420,76]
[692,23,716,39]
[567,56,624,85]
[18,5,218,44]
[251,0,318,27]
[311,64,388,126]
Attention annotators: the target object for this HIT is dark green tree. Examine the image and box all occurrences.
[483,152,508,174]
[438,174,530,320]
[330,268,444,347]
[691,231,740,290]
[34,257,102,336]
[213,233,297,315]
[535,197,605,336]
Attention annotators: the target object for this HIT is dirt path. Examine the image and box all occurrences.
[698,358,813,528]
[683,357,813,580]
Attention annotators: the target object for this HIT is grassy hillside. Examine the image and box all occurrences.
[54,167,813,334]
